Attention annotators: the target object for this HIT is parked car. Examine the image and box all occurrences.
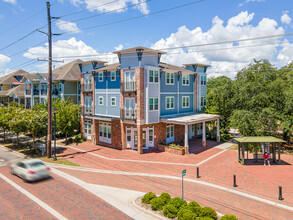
[11,159,51,182]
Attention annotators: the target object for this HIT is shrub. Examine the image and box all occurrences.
[163,204,178,218]
[177,208,196,220]
[159,192,171,204]
[74,134,83,143]
[187,201,202,217]
[195,217,213,220]
[141,192,157,204]
[220,214,238,220]
[150,198,165,211]
[200,207,217,220]
[168,197,188,210]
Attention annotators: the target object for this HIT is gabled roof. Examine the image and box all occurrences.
[42,59,83,81]
[112,46,166,55]
[159,62,195,74]
[0,69,31,85]
[0,84,25,98]
[183,63,211,67]
[92,63,120,72]
[234,136,286,143]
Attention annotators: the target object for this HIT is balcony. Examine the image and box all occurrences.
[52,89,59,96]
[121,108,136,120]
[41,89,47,96]
[83,84,92,92]
[33,89,39,95]
[121,81,136,93]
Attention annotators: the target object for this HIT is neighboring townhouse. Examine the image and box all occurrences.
[0,69,32,105]
[80,46,220,154]
[23,59,82,108]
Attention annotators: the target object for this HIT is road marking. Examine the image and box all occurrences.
[195,149,227,166]
[68,145,227,167]
[0,173,68,220]
[51,165,293,212]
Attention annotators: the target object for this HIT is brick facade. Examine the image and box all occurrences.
[174,124,185,144]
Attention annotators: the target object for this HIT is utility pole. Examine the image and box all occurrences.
[46,1,52,158]
[37,2,61,158]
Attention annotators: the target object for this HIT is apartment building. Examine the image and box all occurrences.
[0,69,32,105]
[80,47,220,154]
[23,59,82,108]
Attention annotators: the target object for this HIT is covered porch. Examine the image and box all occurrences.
[234,136,286,165]
[160,113,221,154]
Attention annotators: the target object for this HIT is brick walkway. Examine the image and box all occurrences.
[0,166,131,220]
[56,141,293,207]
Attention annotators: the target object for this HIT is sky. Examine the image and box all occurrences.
[0,0,293,78]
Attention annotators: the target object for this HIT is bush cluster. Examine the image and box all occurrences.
[141,192,238,220]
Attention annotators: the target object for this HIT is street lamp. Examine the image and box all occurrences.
[53,108,57,161]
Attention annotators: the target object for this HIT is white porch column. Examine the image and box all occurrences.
[184,124,189,154]
[217,118,220,143]
[202,121,206,147]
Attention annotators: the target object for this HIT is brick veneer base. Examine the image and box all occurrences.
[157,144,187,155]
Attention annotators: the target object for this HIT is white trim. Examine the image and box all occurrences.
[98,96,103,105]
[182,96,190,108]
[148,69,159,84]
[161,92,193,95]
[165,96,175,110]
[148,97,159,111]
[95,92,120,94]
[182,74,190,86]
[111,97,116,106]
[0,173,68,220]
[110,71,116,81]
[165,72,175,85]
[98,72,103,82]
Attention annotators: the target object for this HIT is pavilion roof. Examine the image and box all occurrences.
[234,136,286,143]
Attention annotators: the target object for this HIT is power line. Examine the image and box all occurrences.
[61,0,206,34]
[53,0,150,27]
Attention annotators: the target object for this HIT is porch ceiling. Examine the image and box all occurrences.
[83,114,120,122]
[160,113,220,125]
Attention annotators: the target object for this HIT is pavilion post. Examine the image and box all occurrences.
[184,124,189,154]
[216,118,220,143]
[278,143,281,165]
[238,143,241,163]
[273,143,276,163]
[255,143,258,163]
[202,121,206,147]
[246,143,248,159]
[242,143,245,165]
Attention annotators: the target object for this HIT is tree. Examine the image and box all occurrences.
[54,99,80,144]
[8,106,27,147]
[0,106,11,142]
[26,108,47,148]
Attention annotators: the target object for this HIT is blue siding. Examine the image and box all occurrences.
[95,70,120,117]
[120,52,159,69]
[160,94,178,116]
[179,94,193,113]
[81,64,94,73]
[160,72,178,93]
[180,74,194,93]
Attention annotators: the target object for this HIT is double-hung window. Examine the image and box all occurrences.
[166,124,174,144]
[149,98,158,111]
[99,72,103,82]
[201,97,207,107]
[111,72,116,81]
[84,74,91,91]
[99,96,103,105]
[182,96,190,108]
[99,122,111,144]
[166,97,174,109]
[149,70,159,83]
[166,72,174,85]
[182,74,189,86]
[201,76,207,85]
[111,97,116,106]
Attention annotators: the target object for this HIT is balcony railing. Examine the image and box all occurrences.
[52,89,59,96]
[41,89,47,95]
[121,81,136,92]
[33,89,39,95]
[121,108,136,120]
[83,83,92,92]
[25,90,31,95]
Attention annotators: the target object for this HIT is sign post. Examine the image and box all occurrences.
[182,169,186,200]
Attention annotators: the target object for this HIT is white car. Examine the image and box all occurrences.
[11,159,51,182]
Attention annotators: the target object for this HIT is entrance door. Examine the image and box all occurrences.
[189,124,195,139]
[84,120,91,140]
[134,131,138,148]
[126,128,132,148]
[197,124,203,135]
[143,131,147,147]
[125,98,135,119]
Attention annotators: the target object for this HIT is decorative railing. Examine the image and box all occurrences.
[120,108,136,120]
[121,81,136,92]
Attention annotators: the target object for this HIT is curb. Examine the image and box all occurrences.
[131,197,167,220]
[0,145,29,159]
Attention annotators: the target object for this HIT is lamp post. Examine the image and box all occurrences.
[53,108,57,161]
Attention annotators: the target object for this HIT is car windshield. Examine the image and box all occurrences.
[28,161,46,168]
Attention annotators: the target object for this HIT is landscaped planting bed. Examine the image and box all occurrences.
[139,192,238,220]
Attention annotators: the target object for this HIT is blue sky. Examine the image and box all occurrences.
[0,0,293,78]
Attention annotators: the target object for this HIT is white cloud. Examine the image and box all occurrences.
[277,42,293,65]
[114,44,124,51]
[70,0,149,15]
[2,0,16,4]
[151,11,285,78]
[239,0,265,7]
[0,54,11,76]
[56,20,81,33]
[281,12,291,24]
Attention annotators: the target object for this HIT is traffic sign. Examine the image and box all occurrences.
[182,169,186,176]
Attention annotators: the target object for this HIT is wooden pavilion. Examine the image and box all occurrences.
[234,136,286,165]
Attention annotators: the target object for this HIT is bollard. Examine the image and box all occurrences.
[196,167,200,178]
[233,175,237,187]
[279,186,283,200]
